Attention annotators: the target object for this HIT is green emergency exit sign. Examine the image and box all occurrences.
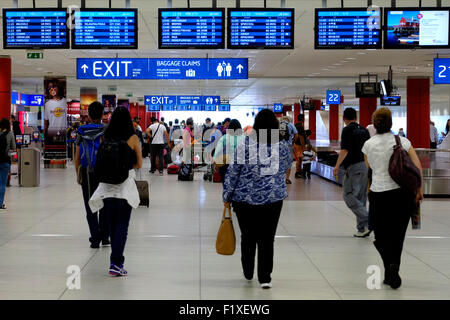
[27,52,43,59]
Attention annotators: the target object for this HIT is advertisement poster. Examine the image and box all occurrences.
[118,99,130,109]
[43,76,67,160]
[102,95,116,123]
[80,87,98,121]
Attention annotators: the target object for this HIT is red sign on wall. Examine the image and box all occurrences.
[67,101,81,115]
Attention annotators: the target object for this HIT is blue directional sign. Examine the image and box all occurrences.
[434,58,450,84]
[177,96,202,106]
[77,58,248,80]
[147,105,160,111]
[326,90,341,104]
[144,95,177,106]
[203,96,220,105]
[218,104,231,111]
[27,94,44,106]
[273,103,283,113]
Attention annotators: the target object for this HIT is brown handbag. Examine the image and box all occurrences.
[216,205,236,255]
[388,135,422,194]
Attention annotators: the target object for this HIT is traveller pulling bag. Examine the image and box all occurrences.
[388,135,422,194]
[216,205,236,255]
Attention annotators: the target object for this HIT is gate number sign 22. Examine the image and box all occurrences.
[326,90,341,104]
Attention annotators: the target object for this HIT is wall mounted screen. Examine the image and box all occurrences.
[384,7,450,49]
[227,8,294,49]
[72,9,138,49]
[159,8,225,49]
[3,8,69,49]
[315,8,382,49]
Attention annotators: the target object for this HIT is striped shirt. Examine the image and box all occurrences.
[302,150,314,164]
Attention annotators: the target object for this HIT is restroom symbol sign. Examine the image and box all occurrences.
[217,62,233,77]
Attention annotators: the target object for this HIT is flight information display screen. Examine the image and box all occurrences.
[159,8,225,49]
[227,8,294,49]
[384,8,450,49]
[3,9,69,49]
[72,9,138,49]
[315,8,382,49]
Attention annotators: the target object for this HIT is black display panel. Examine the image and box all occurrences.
[3,8,69,49]
[384,7,450,49]
[159,8,225,49]
[72,8,138,49]
[315,8,382,49]
[227,8,294,49]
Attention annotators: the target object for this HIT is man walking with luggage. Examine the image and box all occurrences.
[333,108,371,237]
[146,117,169,175]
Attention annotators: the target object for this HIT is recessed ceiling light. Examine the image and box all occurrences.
[333,63,342,66]
[357,52,367,55]
[346,57,356,60]
[322,68,329,71]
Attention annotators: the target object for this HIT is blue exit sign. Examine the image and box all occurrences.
[434,58,450,84]
[326,90,341,104]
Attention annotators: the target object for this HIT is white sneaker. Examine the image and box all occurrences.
[260,283,272,289]
[353,229,371,238]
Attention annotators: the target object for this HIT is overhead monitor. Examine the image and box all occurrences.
[159,8,225,49]
[72,9,138,49]
[3,8,69,49]
[315,8,382,49]
[227,8,294,49]
[380,96,401,106]
[384,7,450,49]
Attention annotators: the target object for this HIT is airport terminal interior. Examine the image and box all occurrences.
[0,0,450,301]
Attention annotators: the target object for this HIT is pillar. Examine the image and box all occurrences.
[359,97,377,128]
[308,100,321,140]
[329,104,339,142]
[0,56,11,120]
[293,102,301,124]
[407,77,430,148]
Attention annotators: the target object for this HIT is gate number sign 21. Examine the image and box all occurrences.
[326,90,341,104]
[434,58,450,84]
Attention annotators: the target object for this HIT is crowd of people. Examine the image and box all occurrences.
[1,101,447,290]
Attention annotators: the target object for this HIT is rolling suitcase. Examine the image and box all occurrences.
[135,170,149,207]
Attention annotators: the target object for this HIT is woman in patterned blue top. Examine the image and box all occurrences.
[222,109,291,289]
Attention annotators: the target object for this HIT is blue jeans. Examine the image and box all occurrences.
[0,162,10,206]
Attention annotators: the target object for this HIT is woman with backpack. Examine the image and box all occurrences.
[362,107,423,289]
[0,118,16,210]
[89,107,142,277]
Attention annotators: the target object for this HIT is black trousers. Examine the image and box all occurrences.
[103,198,132,266]
[369,189,414,271]
[150,143,164,173]
[303,163,311,178]
[232,201,283,284]
[430,141,437,149]
[81,167,109,245]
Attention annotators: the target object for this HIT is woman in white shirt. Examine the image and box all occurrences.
[362,108,423,289]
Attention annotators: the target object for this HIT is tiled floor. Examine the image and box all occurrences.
[0,162,449,300]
